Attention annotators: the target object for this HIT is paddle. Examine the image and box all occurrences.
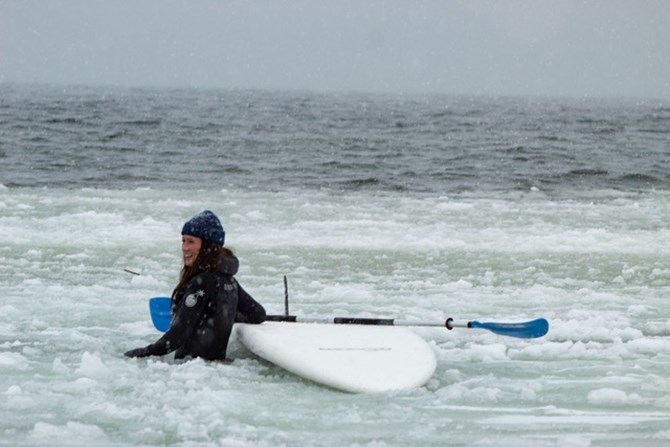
[148,296,172,332]
[147,297,549,339]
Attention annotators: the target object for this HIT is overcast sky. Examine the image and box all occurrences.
[1,0,669,98]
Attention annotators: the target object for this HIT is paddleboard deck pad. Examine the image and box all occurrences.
[236,321,436,393]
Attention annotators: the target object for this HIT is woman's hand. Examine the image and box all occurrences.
[124,347,149,358]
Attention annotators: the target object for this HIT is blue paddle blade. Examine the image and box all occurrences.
[148,296,172,332]
[469,318,549,339]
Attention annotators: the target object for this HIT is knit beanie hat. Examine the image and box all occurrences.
[181,210,225,246]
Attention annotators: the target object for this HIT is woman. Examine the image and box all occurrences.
[124,210,266,361]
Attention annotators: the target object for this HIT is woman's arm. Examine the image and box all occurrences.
[125,275,214,357]
[234,281,266,324]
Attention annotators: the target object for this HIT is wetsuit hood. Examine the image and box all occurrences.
[218,254,239,275]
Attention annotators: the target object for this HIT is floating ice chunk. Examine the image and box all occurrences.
[130,274,163,288]
[29,421,110,446]
[626,338,670,355]
[52,357,70,374]
[6,385,21,395]
[0,352,27,368]
[467,343,509,362]
[0,304,19,316]
[587,388,645,406]
[4,384,35,410]
[74,352,111,379]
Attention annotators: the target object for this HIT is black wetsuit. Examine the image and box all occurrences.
[125,257,266,360]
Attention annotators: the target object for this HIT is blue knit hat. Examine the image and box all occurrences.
[181,210,225,245]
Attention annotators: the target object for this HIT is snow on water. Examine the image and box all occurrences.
[1,186,669,446]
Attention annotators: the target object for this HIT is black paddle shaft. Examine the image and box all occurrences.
[265,314,456,329]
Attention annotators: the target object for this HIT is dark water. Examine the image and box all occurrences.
[1,83,669,194]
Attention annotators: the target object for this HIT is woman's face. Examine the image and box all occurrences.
[182,235,202,267]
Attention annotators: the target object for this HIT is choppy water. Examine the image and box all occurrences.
[2,84,669,193]
[1,84,670,446]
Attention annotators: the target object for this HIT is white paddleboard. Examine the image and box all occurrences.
[236,322,436,393]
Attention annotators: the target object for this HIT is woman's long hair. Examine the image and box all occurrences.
[171,240,235,306]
